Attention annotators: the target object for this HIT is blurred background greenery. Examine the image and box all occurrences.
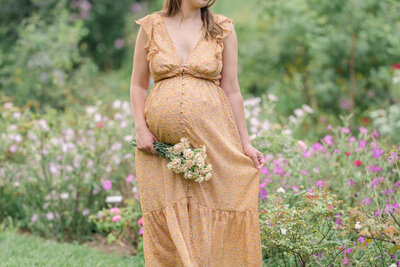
[1,0,400,141]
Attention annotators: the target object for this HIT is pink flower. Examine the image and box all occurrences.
[315,180,326,188]
[260,166,269,175]
[110,207,121,214]
[358,139,367,149]
[348,136,356,142]
[97,122,104,128]
[323,135,333,146]
[125,174,135,183]
[137,216,143,226]
[347,179,355,186]
[112,214,121,222]
[102,179,112,190]
[326,124,332,131]
[353,160,362,166]
[138,227,143,235]
[372,128,380,139]
[393,63,400,69]
[341,127,351,134]
[297,140,307,150]
[342,257,349,265]
[302,149,310,158]
[359,127,368,134]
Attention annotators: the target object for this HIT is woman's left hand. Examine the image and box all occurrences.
[243,143,265,170]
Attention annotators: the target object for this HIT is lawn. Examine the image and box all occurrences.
[0,227,145,267]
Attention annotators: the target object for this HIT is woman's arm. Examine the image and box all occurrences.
[219,22,264,169]
[130,26,151,132]
[129,25,158,154]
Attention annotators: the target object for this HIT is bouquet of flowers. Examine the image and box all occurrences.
[129,137,212,183]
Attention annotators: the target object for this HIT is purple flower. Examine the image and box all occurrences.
[259,189,268,199]
[102,179,112,191]
[344,247,353,254]
[261,166,269,175]
[139,227,143,235]
[342,257,349,265]
[334,148,340,153]
[387,150,398,164]
[384,203,399,215]
[358,139,367,149]
[372,147,385,158]
[382,189,394,195]
[347,179,355,186]
[374,209,381,217]
[361,198,371,205]
[114,38,124,49]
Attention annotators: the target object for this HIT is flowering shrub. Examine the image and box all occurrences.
[89,199,143,252]
[0,99,139,241]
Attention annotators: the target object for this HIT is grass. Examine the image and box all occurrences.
[0,227,145,267]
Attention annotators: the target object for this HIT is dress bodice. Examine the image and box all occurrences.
[135,12,234,86]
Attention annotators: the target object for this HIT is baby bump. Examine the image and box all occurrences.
[144,76,229,144]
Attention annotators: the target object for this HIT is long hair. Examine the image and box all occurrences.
[156,0,223,41]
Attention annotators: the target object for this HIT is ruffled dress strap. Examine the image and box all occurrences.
[135,13,160,61]
[214,14,234,61]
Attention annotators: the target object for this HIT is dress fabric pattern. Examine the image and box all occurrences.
[134,12,263,267]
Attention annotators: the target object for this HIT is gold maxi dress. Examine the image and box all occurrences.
[134,11,263,267]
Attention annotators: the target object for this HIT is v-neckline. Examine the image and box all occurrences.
[158,13,204,67]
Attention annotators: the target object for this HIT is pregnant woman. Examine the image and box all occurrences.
[130,0,265,266]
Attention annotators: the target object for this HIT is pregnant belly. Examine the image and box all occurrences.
[144,76,231,144]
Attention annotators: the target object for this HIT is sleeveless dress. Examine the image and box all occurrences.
[134,12,263,267]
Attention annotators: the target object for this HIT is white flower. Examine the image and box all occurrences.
[112,99,122,109]
[205,172,212,181]
[355,221,363,230]
[60,193,69,200]
[280,228,287,235]
[302,104,314,113]
[267,94,278,102]
[277,187,286,193]
[294,108,305,117]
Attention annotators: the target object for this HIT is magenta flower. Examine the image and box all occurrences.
[137,216,143,226]
[347,179,355,186]
[344,248,353,254]
[302,149,310,158]
[374,209,381,217]
[334,148,340,153]
[387,150,398,164]
[372,147,385,158]
[112,214,122,222]
[348,136,356,142]
[315,180,326,188]
[382,189,394,195]
[261,166,269,175]
[384,203,399,214]
[342,257,349,265]
[358,139,367,149]
[139,227,143,235]
[259,189,268,199]
[326,124,332,131]
[323,135,334,146]
[300,169,309,176]
[102,179,112,190]
[125,174,135,183]
[372,128,380,139]
[361,198,371,205]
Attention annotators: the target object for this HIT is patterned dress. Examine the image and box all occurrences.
[134,11,263,267]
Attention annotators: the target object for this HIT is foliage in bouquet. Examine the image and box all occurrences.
[89,199,143,253]
[129,137,212,183]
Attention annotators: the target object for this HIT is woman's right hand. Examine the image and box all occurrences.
[135,126,159,155]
